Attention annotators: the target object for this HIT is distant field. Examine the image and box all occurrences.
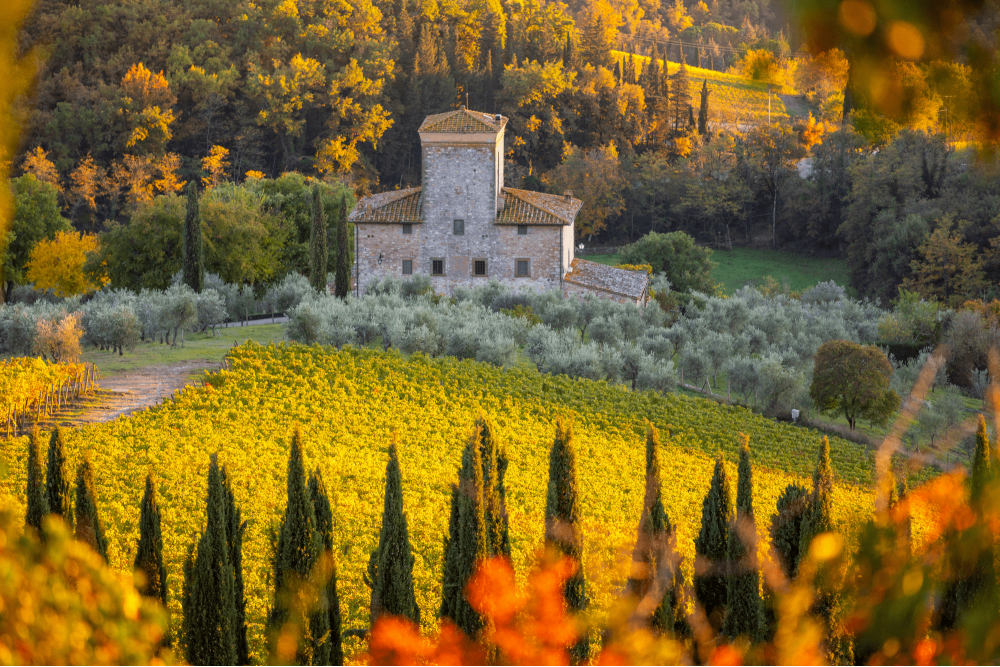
[587,246,851,295]
[611,51,790,129]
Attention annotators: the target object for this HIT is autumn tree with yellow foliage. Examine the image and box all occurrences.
[26,230,106,297]
[544,142,626,238]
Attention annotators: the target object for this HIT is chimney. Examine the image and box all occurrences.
[460,104,465,110]
[564,190,573,201]
[494,113,502,122]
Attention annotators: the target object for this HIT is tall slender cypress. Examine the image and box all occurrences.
[222,466,249,665]
[25,428,49,535]
[694,453,732,625]
[310,469,343,666]
[439,484,462,622]
[478,417,510,559]
[135,474,167,604]
[626,425,684,634]
[697,79,710,135]
[270,431,327,665]
[183,181,204,293]
[545,418,589,663]
[184,454,237,666]
[309,185,328,293]
[722,439,765,641]
[971,414,991,501]
[367,440,421,625]
[75,458,108,560]
[798,437,834,563]
[45,426,72,525]
[334,195,350,299]
[770,483,810,579]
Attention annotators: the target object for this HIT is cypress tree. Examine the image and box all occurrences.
[769,483,810,579]
[135,474,167,604]
[698,79,710,135]
[562,33,575,68]
[222,466,249,666]
[478,417,510,559]
[366,440,420,625]
[722,439,765,641]
[545,418,589,663]
[670,63,692,130]
[74,458,108,560]
[334,194,350,299]
[270,431,327,665]
[439,484,462,622]
[694,453,732,625]
[309,184,328,293]
[45,426,72,525]
[971,414,991,501]
[183,181,204,293]
[454,430,488,636]
[626,425,684,634]
[25,428,49,535]
[184,454,237,666]
[310,469,343,666]
[798,437,834,563]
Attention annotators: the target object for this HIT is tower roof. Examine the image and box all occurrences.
[347,187,423,223]
[418,107,506,134]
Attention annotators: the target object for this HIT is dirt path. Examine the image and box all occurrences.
[57,360,221,428]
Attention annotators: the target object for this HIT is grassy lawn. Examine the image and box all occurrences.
[588,246,851,296]
[81,323,286,380]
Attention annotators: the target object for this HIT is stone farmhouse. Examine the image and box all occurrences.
[349,107,650,304]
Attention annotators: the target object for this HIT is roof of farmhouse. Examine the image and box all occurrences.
[418,107,507,133]
[348,186,583,226]
[564,259,650,300]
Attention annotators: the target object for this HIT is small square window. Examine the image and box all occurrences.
[402,259,413,275]
[517,225,528,236]
[402,223,412,235]
[431,258,445,276]
[515,259,530,277]
[453,219,465,235]
[473,259,487,277]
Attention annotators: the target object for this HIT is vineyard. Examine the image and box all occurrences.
[1,358,98,437]
[0,343,931,661]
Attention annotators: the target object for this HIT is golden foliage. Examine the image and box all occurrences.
[120,63,176,155]
[69,154,104,212]
[0,357,95,436]
[21,146,61,193]
[201,145,230,188]
[544,141,626,237]
[32,312,83,363]
[25,230,106,297]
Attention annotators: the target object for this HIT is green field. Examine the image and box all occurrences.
[589,246,851,295]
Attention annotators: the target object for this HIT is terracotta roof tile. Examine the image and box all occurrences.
[348,187,423,223]
[419,108,506,133]
[495,188,582,226]
[564,259,649,300]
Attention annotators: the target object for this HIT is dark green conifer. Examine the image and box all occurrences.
[478,417,510,559]
[454,430,488,636]
[698,79,710,135]
[439,484,462,622]
[310,469,343,666]
[971,414,991,501]
[184,454,237,666]
[45,426,72,525]
[562,33,575,68]
[25,428,49,535]
[366,440,420,625]
[545,418,589,663]
[270,430,328,664]
[798,437,834,563]
[723,439,765,641]
[694,453,732,625]
[334,195,350,298]
[222,466,249,665]
[135,474,167,604]
[183,181,204,293]
[74,458,108,560]
[309,184,328,293]
[770,483,810,579]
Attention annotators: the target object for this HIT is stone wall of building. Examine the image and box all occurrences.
[564,280,643,305]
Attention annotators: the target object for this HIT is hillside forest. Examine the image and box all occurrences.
[5,0,1000,310]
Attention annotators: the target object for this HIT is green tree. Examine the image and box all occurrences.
[45,426,73,526]
[670,63,692,130]
[365,440,420,625]
[478,417,511,560]
[769,483,810,579]
[698,79,710,135]
[270,430,328,665]
[135,475,167,605]
[24,428,49,536]
[222,466,249,665]
[452,430,489,636]
[545,418,589,663]
[810,340,900,430]
[903,216,988,308]
[619,231,718,297]
[544,142,625,239]
[694,453,732,627]
[74,458,108,561]
[578,0,620,68]
[183,181,204,293]
[309,185,327,293]
[183,453,238,666]
[971,414,991,502]
[309,469,343,666]
[722,438,765,641]
[799,437,834,562]
[439,484,463,623]
[2,174,70,301]
[334,195,349,299]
